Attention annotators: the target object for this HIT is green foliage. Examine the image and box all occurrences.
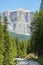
[18,40,27,57]
[37,55,43,64]
[30,11,39,52]
[14,37,28,58]
[4,16,9,25]
[0,54,4,65]
[30,11,43,56]
[27,40,31,54]
[0,16,4,54]
[3,17,12,65]
[40,0,43,11]
[0,16,4,65]
[0,16,30,65]
[21,40,27,57]
[11,38,17,57]
[3,31,12,65]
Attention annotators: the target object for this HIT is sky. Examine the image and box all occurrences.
[0,0,41,12]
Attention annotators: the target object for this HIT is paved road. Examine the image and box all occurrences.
[15,58,41,65]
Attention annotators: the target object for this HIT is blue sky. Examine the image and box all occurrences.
[0,0,41,12]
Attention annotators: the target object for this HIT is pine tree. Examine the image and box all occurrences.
[30,11,39,52]
[14,37,20,57]
[12,38,17,57]
[21,41,27,57]
[0,16,4,65]
[40,0,43,11]
[3,16,12,65]
[30,11,43,56]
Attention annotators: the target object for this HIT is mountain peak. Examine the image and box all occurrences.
[16,8,31,12]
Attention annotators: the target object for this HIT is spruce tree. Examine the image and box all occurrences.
[12,38,17,57]
[40,0,43,11]
[15,37,19,57]
[30,11,43,56]
[21,41,27,57]
[3,16,12,65]
[0,16,4,65]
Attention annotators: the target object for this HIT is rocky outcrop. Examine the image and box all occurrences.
[2,9,34,35]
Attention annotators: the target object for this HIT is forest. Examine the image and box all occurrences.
[0,0,43,65]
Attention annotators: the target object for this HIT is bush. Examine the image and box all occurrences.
[37,55,43,65]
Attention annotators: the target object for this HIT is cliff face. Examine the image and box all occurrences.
[2,9,34,35]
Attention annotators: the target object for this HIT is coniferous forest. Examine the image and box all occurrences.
[0,16,30,65]
[0,0,43,65]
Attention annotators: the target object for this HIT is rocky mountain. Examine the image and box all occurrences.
[1,9,34,36]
